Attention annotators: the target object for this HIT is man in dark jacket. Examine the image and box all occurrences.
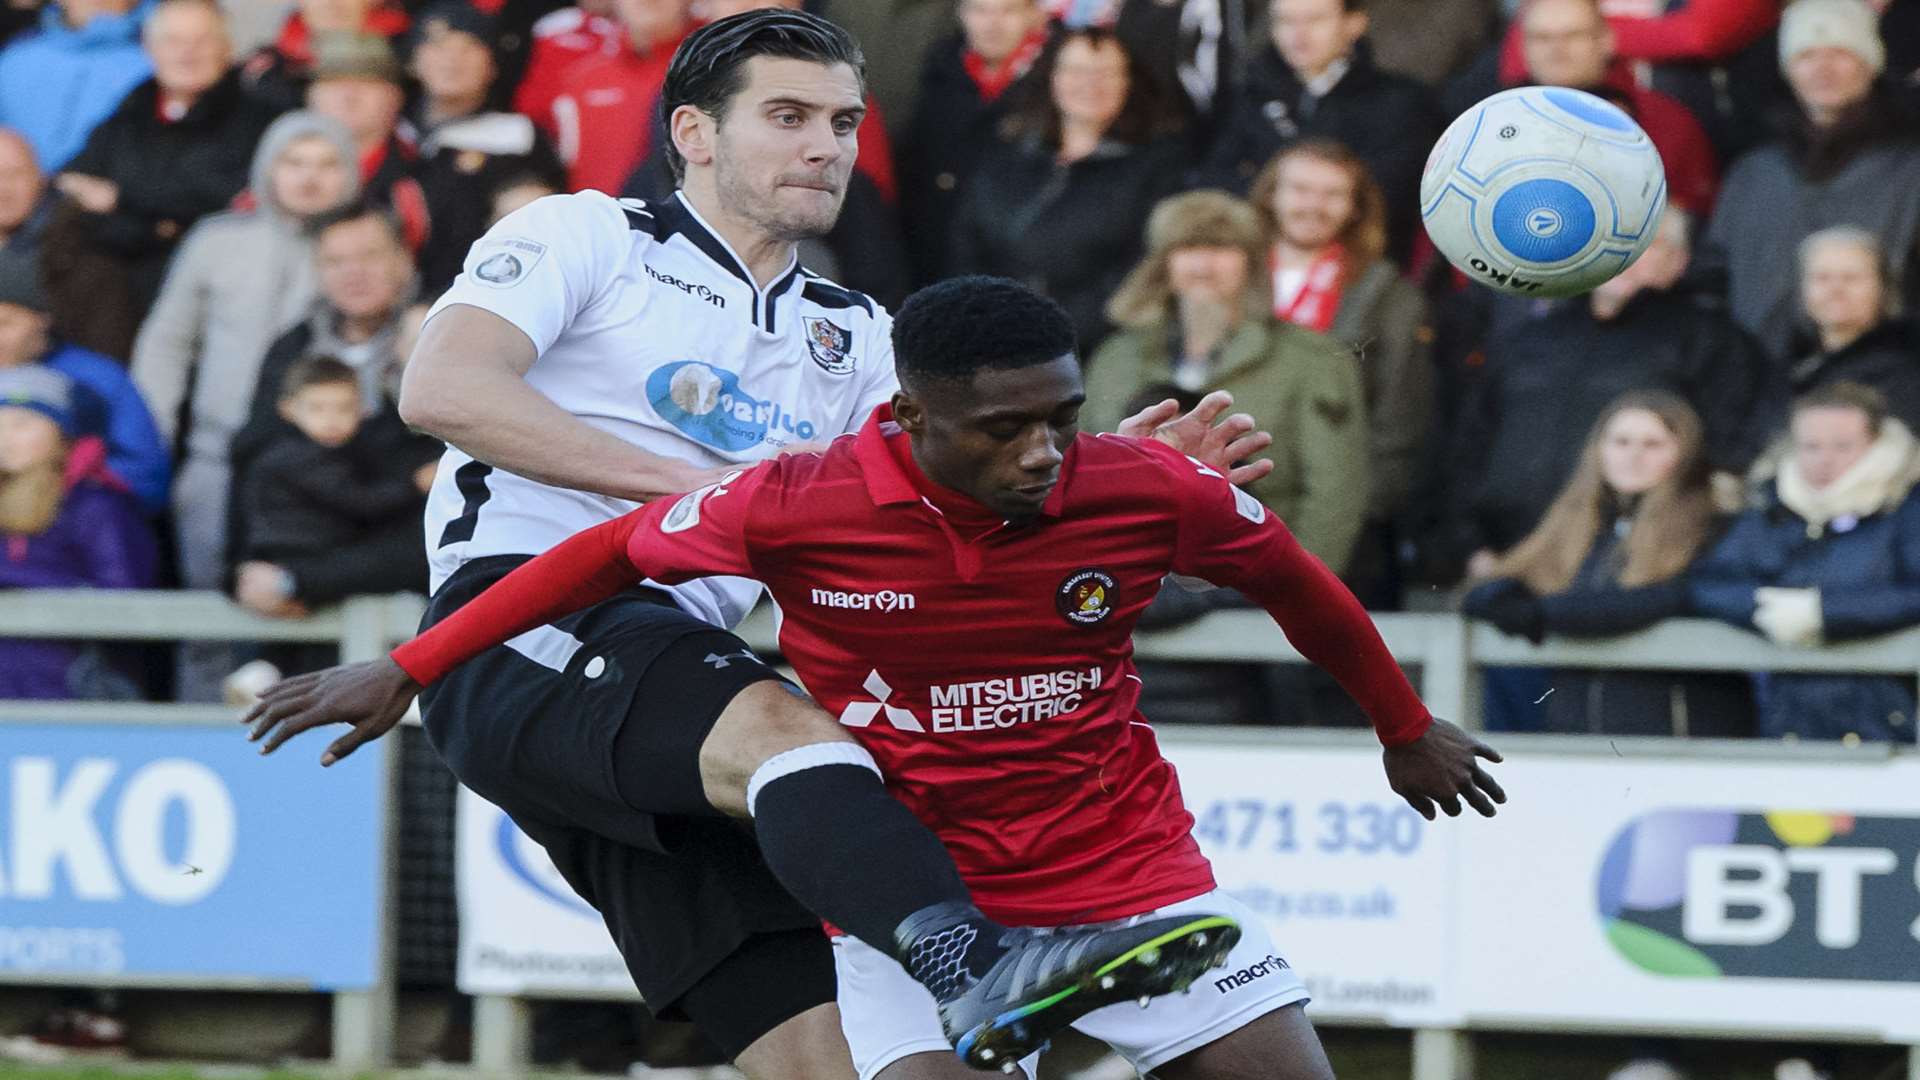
[55,0,276,320]
[1199,0,1438,261]
[899,0,1046,284]
[1439,209,1777,575]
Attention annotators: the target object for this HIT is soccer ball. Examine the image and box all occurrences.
[1420,86,1667,298]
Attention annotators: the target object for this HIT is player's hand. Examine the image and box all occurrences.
[1382,718,1506,820]
[1116,390,1275,488]
[240,657,422,767]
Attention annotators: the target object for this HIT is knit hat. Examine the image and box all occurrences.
[311,31,406,84]
[0,364,78,436]
[1779,0,1885,76]
[0,249,48,315]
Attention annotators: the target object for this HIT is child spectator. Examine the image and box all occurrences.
[1692,381,1920,743]
[1463,390,1754,736]
[228,355,431,619]
[0,363,157,699]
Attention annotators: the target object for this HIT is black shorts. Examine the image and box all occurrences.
[418,557,833,1049]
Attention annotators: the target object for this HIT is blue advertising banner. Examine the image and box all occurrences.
[0,723,382,989]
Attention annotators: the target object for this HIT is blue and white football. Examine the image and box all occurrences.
[1420,86,1667,298]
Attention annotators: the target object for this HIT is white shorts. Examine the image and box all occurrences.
[832,890,1309,1080]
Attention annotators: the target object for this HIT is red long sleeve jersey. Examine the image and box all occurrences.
[395,408,1432,925]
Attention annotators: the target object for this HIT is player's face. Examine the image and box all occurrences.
[709,56,864,242]
[1791,406,1875,491]
[897,355,1084,524]
[1520,0,1611,89]
[1802,239,1884,338]
[1598,407,1680,497]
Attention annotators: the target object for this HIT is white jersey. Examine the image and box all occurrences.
[421,189,898,629]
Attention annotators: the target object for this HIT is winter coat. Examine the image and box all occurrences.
[1700,94,1920,360]
[950,134,1186,352]
[62,67,279,319]
[0,438,158,699]
[1326,259,1432,522]
[235,433,423,561]
[412,111,565,294]
[1690,434,1920,743]
[131,110,362,590]
[1201,41,1440,261]
[899,32,1036,286]
[35,343,171,513]
[1787,320,1920,434]
[1440,287,1777,566]
[1085,312,1369,573]
[1464,516,1754,737]
[2,194,141,361]
[0,0,153,170]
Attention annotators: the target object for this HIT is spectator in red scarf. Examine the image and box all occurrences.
[240,0,410,111]
[1509,0,1720,215]
[900,0,1048,283]
[1253,136,1430,605]
[304,31,430,250]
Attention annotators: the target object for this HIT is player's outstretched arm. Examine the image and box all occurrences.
[1159,444,1506,819]
[401,305,734,503]
[1116,390,1276,488]
[241,511,653,764]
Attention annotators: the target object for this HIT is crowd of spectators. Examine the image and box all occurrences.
[0,0,1911,759]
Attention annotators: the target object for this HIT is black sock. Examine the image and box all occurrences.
[749,757,1007,989]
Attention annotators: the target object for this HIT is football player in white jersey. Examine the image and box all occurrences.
[255,10,1275,1076]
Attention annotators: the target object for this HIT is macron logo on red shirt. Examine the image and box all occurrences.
[811,587,916,612]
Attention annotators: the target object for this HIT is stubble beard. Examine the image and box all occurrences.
[714,153,845,244]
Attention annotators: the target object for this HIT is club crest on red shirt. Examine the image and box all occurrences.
[1057,568,1117,626]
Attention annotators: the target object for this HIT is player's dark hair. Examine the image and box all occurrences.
[280,354,360,400]
[658,8,866,185]
[893,277,1079,391]
[309,197,408,252]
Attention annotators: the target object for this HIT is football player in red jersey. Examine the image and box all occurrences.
[246,276,1504,1079]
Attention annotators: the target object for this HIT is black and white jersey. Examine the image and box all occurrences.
[421,189,897,630]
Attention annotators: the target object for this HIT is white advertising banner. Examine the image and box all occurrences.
[1158,740,1461,1025]
[1452,751,1920,1040]
[454,786,635,998]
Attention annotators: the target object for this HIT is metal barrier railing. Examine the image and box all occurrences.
[3,590,1918,1079]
